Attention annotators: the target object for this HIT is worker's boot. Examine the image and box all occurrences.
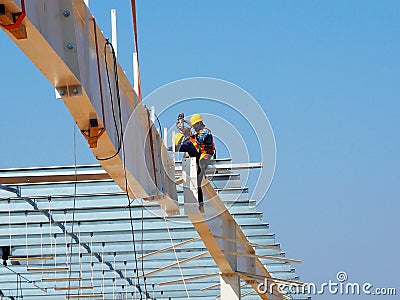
[198,187,205,213]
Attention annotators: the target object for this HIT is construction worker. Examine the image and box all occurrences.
[171,114,205,210]
[173,113,200,160]
[174,132,200,162]
[190,114,215,209]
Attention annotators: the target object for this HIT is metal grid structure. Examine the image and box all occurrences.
[0,159,309,299]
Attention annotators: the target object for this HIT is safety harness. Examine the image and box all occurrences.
[189,136,200,153]
[198,128,215,159]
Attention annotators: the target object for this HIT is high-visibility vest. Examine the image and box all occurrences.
[189,136,200,153]
[198,128,215,156]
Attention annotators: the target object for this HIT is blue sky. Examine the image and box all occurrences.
[1,1,399,299]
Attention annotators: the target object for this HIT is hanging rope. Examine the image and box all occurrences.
[16,273,19,299]
[24,211,29,267]
[101,242,105,300]
[78,222,83,294]
[113,252,117,298]
[146,108,158,191]
[90,232,94,295]
[101,32,149,296]
[124,261,127,298]
[163,217,190,299]
[48,197,53,255]
[112,278,116,299]
[40,222,43,271]
[54,233,57,280]
[96,40,122,161]
[8,200,12,257]
[134,268,138,299]
[91,262,95,296]
[67,122,79,296]
[64,212,68,267]
[16,273,21,299]
[140,199,147,297]
[92,38,147,294]
[93,18,106,128]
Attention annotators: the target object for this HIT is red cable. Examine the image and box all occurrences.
[1,0,26,30]
[93,18,106,129]
[130,0,142,100]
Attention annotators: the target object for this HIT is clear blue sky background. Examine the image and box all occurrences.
[1,1,399,299]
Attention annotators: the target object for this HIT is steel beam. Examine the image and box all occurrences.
[182,157,285,300]
[0,0,178,215]
[0,161,260,185]
[220,273,240,300]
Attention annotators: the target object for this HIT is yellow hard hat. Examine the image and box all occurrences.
[190,114,203,126]
[175,133,184,146]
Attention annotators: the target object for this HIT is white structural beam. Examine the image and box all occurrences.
[182,157,285,300]
[182,158,200,215]
[163,127,168,147]
[172,131,176,153]
[0,0,178,215]
[150,106,156,123]
[132,52,139,94]
[175,161,263,174]
[110,8,117,57]
[0,161,262,185]
[220,273,240,300]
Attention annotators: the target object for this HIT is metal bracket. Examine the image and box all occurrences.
[142,193,180,216]
[0,184,21,197]
[56,85,82,98]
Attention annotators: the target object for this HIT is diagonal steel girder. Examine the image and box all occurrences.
[0,0,178,215]
[182,157,285,300]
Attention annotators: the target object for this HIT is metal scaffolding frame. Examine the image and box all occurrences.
[0,161,308,299]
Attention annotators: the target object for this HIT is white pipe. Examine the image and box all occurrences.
[133,52,139,96]
[172,131,176,152]
[172,131,176,161]
[163,128,168,147]
[151,106,156,123]
[111,9,117,57]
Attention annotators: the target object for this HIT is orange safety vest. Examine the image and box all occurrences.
[199,130,214,154]
[189,136,200,153]
[183,136,200,159]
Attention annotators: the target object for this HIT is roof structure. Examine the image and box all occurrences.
[0,159,309,299]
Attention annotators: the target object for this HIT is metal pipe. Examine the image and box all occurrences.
[163,127,168,147]
[111,9,117,57]
[133,52,139,96]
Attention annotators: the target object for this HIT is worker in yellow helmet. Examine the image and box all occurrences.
[190,114,215,159]
[173,132,200,160]
[190,113,215,211]
[173,113,200,159]
[170,114,205,210]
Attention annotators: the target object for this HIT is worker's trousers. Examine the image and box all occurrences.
[197,154,212,204]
